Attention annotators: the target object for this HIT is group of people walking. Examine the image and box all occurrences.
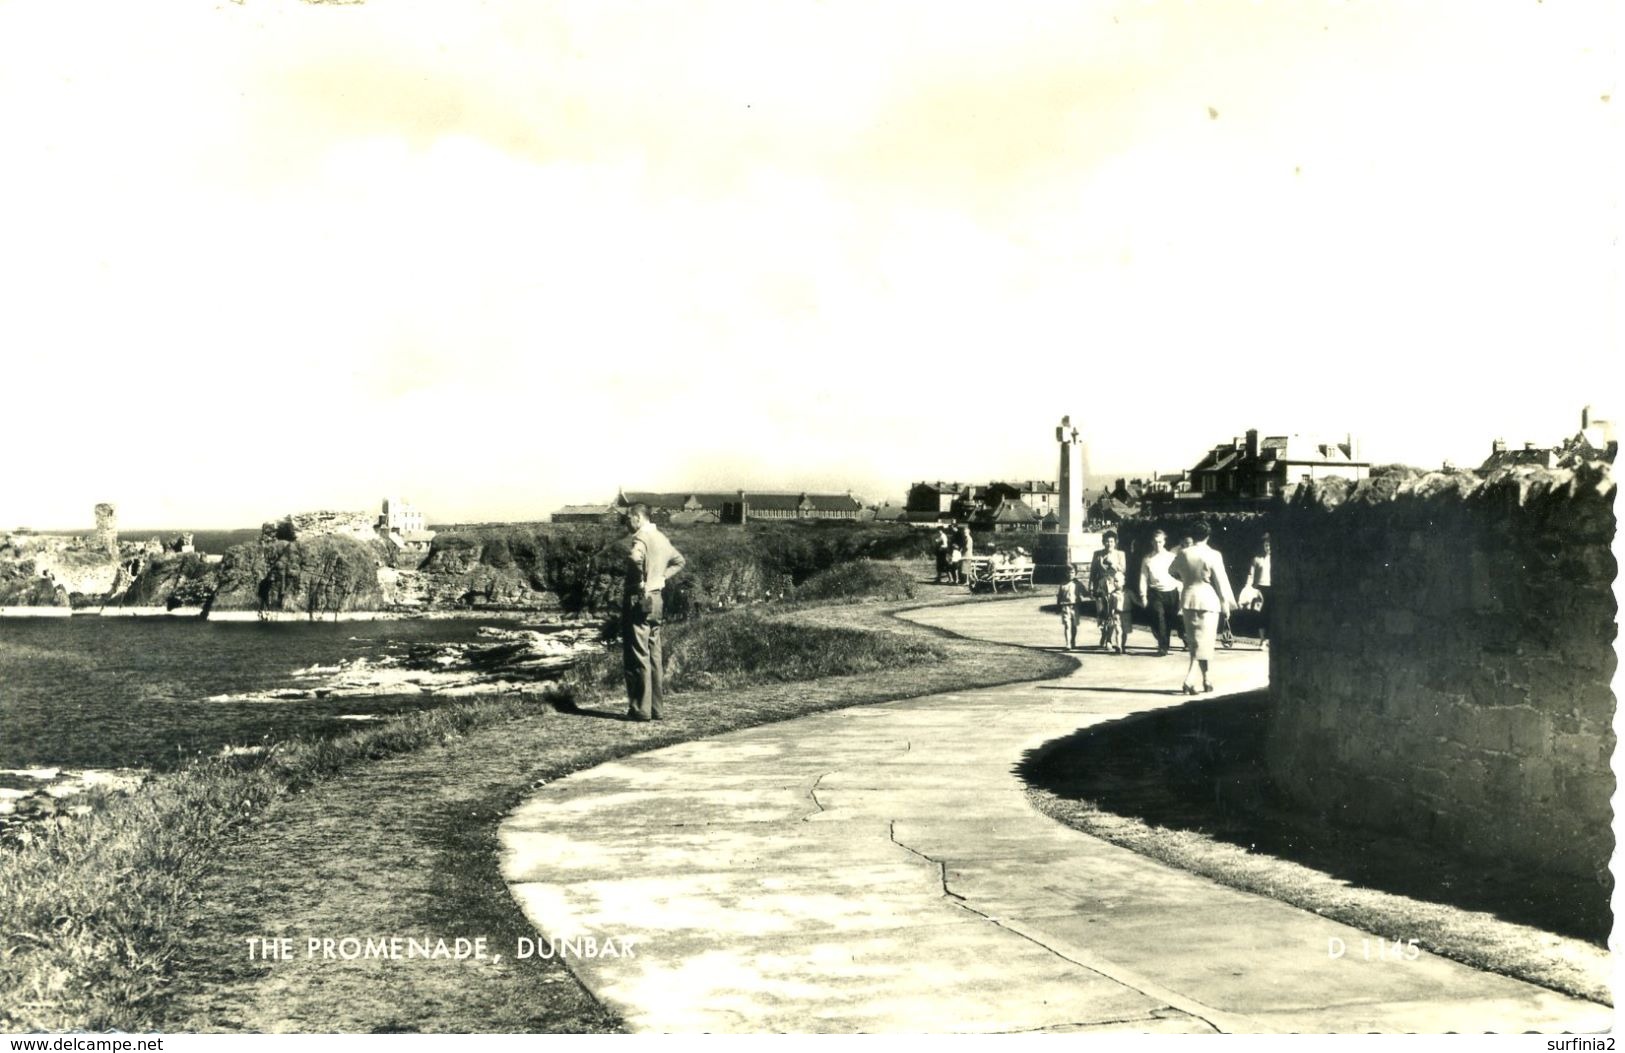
[1056,523,1272,695]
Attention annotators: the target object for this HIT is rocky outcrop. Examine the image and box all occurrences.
[276,510,378,543]
[0,533,163,607]
[202,625,603,702]
[208,535,386,617]
[114,552,219,609]
[0,767,147,847]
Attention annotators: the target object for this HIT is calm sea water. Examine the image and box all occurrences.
[0,617,513,771]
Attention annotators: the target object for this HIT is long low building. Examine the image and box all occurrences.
[552,489,865,524]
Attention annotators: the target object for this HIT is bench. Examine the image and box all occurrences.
[965,557,1035,592]
[992,561,1035,591]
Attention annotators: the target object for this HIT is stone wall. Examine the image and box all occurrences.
[1268,463,1616,884]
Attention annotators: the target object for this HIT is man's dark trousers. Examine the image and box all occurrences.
[1148,588,1181,652]
[623,590,664,720]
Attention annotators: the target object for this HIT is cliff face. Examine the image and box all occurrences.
[0,534,162,607]
[115,552,219,609]
[0,556,68,606]
[4,521,616,615]
[209,535,385,615]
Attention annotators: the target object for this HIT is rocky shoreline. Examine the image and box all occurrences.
[0,606,576,621]
[0,624,605,845]
[0,767,148,847]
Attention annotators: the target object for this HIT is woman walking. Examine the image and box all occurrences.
[1089,530,1130,653]
[1169,521,1236,694]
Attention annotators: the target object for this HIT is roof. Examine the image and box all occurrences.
[985,498,1038,522]
[668,509,722,526]
[554,505,615,516]
[738,492,862,512]
[1191,446,1244,473]
[1089,496,1137,520]
[618,492,690,509]
[989,479,1057,494]
[1480,447,1558,472]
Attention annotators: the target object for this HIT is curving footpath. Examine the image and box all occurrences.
[498,600,1613,1033]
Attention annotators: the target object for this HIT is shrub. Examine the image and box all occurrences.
[793,560,917,602]
[662,609,946,691]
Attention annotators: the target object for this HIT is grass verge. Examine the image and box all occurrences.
[1021,695,1612,1006]
[0,586,1060,1032]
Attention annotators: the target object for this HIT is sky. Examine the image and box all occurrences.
[2,0,1618,529]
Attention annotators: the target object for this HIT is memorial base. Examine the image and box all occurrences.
[1033,532,1093,585]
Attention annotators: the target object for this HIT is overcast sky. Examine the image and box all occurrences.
[3,1,1618,528]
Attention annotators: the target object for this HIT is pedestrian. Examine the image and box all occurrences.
[1137,528,1183,656]
[1168,520,1236,694]
[956,524,974,585]
[1243,534,1272,649]
[620,503,686,722]
[1089,529,1130,653]
[1056,570,1081,650]
[933,526,951,584]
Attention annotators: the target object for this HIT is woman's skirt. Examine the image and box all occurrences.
[1183,608,1219,660]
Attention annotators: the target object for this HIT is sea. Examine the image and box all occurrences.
[0,616,519,772]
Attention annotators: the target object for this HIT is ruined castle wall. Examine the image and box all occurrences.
[1268,464,1616,883]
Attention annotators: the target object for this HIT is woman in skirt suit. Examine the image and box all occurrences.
[1168,520,1237,694]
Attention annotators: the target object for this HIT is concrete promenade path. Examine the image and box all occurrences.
[498,599,1614,1033]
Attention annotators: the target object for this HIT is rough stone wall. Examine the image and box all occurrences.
[1268,463,1616,884]
[93,502,118,555]
[279,510,379,543]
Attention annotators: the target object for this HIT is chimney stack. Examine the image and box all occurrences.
[1492,438,1507,454]
[1246,429,1259,460]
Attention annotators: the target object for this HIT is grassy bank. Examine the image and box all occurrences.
[0,583,1059,1032]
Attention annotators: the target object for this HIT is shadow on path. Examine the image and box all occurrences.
[1017,693,1611,945]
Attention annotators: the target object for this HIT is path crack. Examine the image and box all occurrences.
[887,821,965,901]
[801,771,832,821]
[886,821,1246,1035]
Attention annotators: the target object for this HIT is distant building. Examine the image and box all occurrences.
[985,480,1058,518]
[551,504,619,525]
[1088,491,1137,525]
[1562,405,1618,464]
[723,491,864,522]
[1479,439,1559,472]
[379,497,426,535]
[610,488,862,524]
[382,530,436,566]
[614,490,738,518]
[906,481,974,523]
[909,479,1060,526]
[668,508,724,527]
[972,497,1041,533]
[1481,406,1617,473]
[862,502,909,524]
[1146,430,1370,509]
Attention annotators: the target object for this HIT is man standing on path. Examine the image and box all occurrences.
[621,503,686,722]
[1138,528,1183,656]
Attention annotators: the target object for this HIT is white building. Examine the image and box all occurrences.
[379,497,425,535]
